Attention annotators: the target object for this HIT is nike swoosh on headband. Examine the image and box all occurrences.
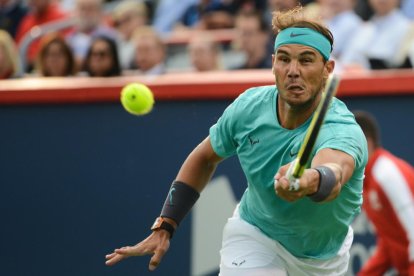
[290,33,308,38]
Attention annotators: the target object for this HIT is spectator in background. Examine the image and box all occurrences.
[196,0,267,30]
[300,0,315,5]
[266,0,299,19]
[15,0,68,71]
[0,0,28,39]
[83,35,121,77]
[323,0,362,60]
[188,33,222,71]
[340,0,412,70]
[152,0,199,36]
[131,27,166,76]
[354,111,414,276]
[354,0,374,21]
[232,10,272,69]
[58,0,75,12]
[402,0,414,19]
[0,30,22,79]
[66,0,118,68]
[112,0,149,70]
[303,0,362,60]
[152,0,266,36]
[35,33,76,77]
[408,38,414,67]
[196,0,236,30]
[265,0,300,60]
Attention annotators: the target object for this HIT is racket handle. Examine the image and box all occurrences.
[286,159,300,191]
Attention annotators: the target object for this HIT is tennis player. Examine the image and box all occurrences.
[106,7,368,275]
[354,111,414,276]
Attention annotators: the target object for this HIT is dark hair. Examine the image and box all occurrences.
[83,35,121,77]
[37,33,76,76]
[272,6,334,54]
[353,110,381,148]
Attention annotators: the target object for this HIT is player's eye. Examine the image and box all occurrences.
[277,55,290,63]
[300,56,314,64]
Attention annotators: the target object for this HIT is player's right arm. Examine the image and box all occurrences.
[105,136,223,270]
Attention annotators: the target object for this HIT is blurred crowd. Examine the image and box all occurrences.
[1,0,414,79]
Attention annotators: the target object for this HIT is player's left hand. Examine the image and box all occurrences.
[274,163,319,202]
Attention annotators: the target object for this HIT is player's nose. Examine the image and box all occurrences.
[287,61,300,78]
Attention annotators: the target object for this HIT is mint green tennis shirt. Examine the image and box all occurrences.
[209,85,368,260]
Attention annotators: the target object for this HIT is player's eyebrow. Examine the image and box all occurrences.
[276,49,289,56]
[299,50,317,57]
[276,49,317,57]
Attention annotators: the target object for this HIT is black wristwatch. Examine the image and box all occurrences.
[151,217,175,239]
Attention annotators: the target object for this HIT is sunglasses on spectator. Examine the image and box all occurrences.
[91,50,111,58]
[114,15,132,27]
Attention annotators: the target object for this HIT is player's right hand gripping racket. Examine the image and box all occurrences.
[285,74,340,191]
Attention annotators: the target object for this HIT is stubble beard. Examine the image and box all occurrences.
[276,75,326,112]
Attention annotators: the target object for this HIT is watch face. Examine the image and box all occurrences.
[151,217,163,230]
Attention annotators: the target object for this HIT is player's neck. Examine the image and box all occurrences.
[277,96,319,129]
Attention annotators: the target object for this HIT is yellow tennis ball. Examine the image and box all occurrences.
[120,83,154,115]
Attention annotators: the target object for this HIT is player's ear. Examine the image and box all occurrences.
[272,54,276,74]
[324,59,335,77]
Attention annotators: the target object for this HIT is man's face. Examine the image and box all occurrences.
[76,0,102,31]
[268,0,298,12]
[272,44,334,108]
[188,41,217,72]
[235,16,267,53]
[134,37,164,71]
[114,11,147,40]
[368,0,399,16]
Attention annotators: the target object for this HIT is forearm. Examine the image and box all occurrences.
[315,163,343,202]
[310,148,355,202]
[159,137,222,228]
[175,140,220,193]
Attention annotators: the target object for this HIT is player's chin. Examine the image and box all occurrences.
[285,96,309,107]
[287,87,305,96]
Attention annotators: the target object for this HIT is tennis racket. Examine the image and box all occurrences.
[286,74,340,191]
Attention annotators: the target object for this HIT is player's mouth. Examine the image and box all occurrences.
[286,84,305,94]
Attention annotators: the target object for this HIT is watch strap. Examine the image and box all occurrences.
[151,217,175,239]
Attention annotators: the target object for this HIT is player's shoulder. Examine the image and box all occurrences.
[324,98,367,143]
[236,85,276,103]
[225,85,275,115]
[326,98,359,126]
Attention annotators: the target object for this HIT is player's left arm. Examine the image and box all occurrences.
[275,148,355,202]
[309,147,355,201]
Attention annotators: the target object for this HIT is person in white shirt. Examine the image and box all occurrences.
[132,27,167,76]
[112,0,149,70]
[339,0,412,70]
[322,0,363,60]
